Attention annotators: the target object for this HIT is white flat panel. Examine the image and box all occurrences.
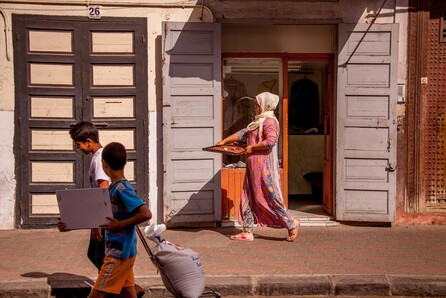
[172,96,214,119]
[172,159,214,182]
[169,30,213,55]
[32,162,74,182]
[125,161,135,182]
[347,32,391,55]
[170,180,215,192]
[172,127,213,150]
[170,64,213,87]
[171,191,214,214]
[345,159,388,182]
[31,97,73,118]
[92,32,133,53]
[30,64,73,85]
[345,190,388,213]
[93,97,134,118]
[32,194,59,214]
[29,30,72,53]
[92,65,134,86]
[99,130,134,150]
[31,130,72,150]
[347,64,389,86]
[344,127,388,151]
[346,96,389,118]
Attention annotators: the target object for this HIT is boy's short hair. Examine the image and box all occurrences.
[69,122,100,143]
[102,142,127,170]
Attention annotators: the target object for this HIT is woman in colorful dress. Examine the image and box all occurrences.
[216,92,300,242]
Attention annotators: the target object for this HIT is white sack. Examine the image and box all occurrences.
[153,241,205,298]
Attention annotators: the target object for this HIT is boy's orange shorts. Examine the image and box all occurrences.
[94,255,136,294]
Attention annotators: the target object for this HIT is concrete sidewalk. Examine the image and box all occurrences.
[0,224,445,297]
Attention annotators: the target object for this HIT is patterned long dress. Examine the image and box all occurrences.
[236,118,295,233]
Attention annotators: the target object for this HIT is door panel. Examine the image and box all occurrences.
[336,24,398,222]
[163,22,221,225]
[323,62,334,215]
[13,15,148,228]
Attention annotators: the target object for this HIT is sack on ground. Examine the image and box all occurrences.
[153,241,205,298]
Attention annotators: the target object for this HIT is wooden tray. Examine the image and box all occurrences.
[202,143,246,156]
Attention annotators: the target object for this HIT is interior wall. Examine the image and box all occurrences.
[288,70,325,195]
[222,24,336,53]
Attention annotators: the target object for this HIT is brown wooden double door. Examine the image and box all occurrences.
[13,15,148,228]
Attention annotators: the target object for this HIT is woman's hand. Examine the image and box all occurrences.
[216,140,225,146]
[245,145,254,155]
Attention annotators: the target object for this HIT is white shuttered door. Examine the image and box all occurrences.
[162,22,222,224]
[336,24,398,222]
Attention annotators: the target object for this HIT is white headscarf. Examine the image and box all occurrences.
[246,92,279,142]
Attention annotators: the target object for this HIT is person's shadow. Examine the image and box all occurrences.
[22,272,93,298]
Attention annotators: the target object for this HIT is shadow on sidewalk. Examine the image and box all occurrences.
[169,227,290,242]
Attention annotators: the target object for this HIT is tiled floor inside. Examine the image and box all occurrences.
[287,195,338,226]
[288,195,326,217]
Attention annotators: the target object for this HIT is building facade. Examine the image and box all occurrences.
[0,0,444,229]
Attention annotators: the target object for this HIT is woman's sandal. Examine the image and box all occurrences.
[286,219,300,242]
[230,232,254,241]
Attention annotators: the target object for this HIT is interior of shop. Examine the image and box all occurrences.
[222,56,331,219]
[221,23,335,222]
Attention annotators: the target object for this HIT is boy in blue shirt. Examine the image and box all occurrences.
[89,142,152,298]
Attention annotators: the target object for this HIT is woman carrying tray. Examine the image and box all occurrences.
[216,92,300,242]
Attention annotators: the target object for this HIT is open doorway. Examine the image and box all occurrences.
[219,21,337,225]
[220,54,335,224]
[286,59,334,223]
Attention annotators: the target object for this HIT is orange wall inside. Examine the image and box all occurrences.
[221,168,285,220]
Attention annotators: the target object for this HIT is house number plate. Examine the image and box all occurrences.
[88,5,102,19]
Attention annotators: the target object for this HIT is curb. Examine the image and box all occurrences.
[0,274,445,297]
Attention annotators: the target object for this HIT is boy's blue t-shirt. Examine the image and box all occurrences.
[105,180,144,259]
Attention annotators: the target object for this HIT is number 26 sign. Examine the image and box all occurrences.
[88,5,102,19]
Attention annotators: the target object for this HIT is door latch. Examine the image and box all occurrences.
[385,163,396,172]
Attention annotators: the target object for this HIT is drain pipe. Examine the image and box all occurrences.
[0,7,11,61]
